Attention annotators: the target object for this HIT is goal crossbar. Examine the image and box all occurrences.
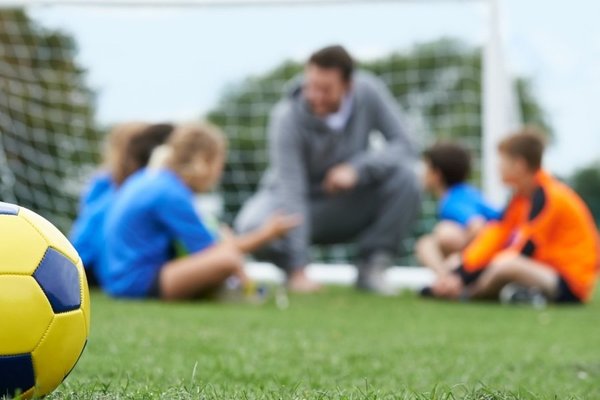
[0,0,485,9]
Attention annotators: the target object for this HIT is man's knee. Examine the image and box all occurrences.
[373,164,422,214]
[234,192,273,234]
[385,164,420,193]
[234,206,256,234]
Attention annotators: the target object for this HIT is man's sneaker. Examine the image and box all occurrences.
[355,252,396,296]
[499,283,547,308]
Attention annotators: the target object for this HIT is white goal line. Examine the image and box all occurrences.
[246,262,434,291]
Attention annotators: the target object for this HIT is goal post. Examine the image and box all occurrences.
[482,0,520,206]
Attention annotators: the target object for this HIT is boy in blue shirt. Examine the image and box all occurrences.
[102,123,299,300]
[416,142,500,276]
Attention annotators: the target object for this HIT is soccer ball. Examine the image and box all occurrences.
[0,202,90,399]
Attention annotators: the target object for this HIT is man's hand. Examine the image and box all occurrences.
[432,273,464,300]
[261,212,303,241]
[322,163,359,195]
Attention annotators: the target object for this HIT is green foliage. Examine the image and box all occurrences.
[570,162,600,224]
[0,9,100,231]
[515,79,552,136]
[207,38,550,223]
[47,289,600,399]
[206,60,304,219]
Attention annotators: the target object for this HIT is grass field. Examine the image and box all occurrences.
[48,287,600,399]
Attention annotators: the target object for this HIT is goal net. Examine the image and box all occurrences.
[0,0,537,264]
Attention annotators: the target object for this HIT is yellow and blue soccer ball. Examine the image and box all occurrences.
[0,202,90,398]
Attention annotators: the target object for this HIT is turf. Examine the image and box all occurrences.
[46,287,600,399]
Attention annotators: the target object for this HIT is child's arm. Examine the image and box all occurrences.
[225,213,302,255]
[459,221,512,279]
[507,188,557,255]
[456,197,524,283]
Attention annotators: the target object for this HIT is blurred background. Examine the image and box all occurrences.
[0,0,598,265]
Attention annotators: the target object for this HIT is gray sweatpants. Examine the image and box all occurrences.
[235,164,421,272]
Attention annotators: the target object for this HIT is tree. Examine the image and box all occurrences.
[207,39,551,222]
[0,9,101,232]
[570,162,600,225]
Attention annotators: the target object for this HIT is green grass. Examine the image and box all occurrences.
[47,288,600,399]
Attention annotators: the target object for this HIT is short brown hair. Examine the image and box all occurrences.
[498,126,547,171]
[423,142,471,187]
[308,45,354,82]
[104,122,149,186]
[165,122,226,174]
[121,123,175,183]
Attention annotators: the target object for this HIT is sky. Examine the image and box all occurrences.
[24,0,600,176]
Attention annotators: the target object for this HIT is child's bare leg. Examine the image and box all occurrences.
[434,221,469,255]
[415,234,446,275]
[443,252,462,271]
[469,254,558,300]
[416,221,469,276]
[159,243,246,301]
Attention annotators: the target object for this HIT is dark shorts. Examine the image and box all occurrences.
[555,276,582,304]
[84,267,99,288]
[147,271,163,299]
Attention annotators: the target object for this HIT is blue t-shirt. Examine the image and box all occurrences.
[438,183,501,227]
[79,171,113,209]
[70,172,115,273]
[102,169,216,298]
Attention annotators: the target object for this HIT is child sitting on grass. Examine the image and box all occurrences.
[430,127,599,304]
[71,122,170,285]
[416,142,500,277]
[102,122,300,300]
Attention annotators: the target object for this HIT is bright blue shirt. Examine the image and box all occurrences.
[102,169,216,298]
[79,171,113,209]
[438,183,501,227]
[70,172,115,273]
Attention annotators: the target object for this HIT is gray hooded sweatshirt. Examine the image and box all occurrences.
[258,71,417,268]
